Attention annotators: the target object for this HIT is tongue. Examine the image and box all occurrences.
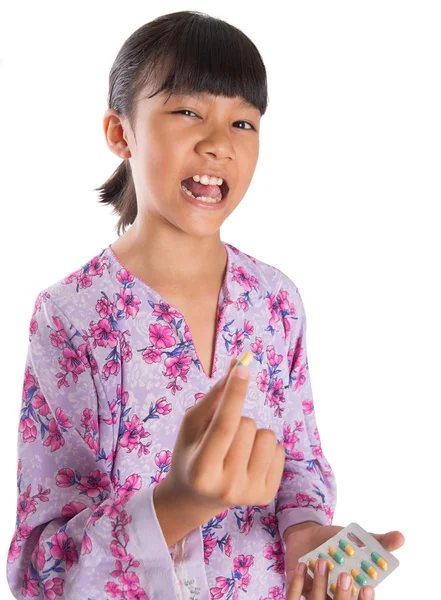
[182,177,221,199]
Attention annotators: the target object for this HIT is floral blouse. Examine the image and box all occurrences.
[7,240,337,599]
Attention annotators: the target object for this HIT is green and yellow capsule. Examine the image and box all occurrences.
[328,546,345,565]
[361,560,378,579]
[371,551,388,570]
[351,568,368,587]
[338,539,355,556]
[308,558,316,573]
[318,553,334,571]
[329,582,358,597]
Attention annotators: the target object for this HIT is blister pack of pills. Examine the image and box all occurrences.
[298,522,400,598]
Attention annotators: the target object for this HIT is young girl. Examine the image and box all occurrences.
[6,10,403,600]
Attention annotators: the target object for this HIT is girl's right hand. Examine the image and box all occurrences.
[160,355,286,521]
[286,559,375,600]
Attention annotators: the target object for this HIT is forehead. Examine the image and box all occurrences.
[164,90,258,111]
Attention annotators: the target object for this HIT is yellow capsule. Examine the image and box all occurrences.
[328,546,345,564]
[371,551,388,570]
[308,558,316,573]
[351,584,358,597]
[236,351,253,367]
[338,538,355,556]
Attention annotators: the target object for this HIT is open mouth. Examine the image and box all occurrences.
[180,177,230,203]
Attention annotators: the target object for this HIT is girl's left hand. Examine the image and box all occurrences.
[286,559,375,600]
[284,524,405,599]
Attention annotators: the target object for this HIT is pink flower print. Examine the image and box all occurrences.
[56,468,76,488]
[22,568,39,597]
[149,323,176,349]
[224,536,232,558]
[43,577,64,599]
[231,265,257,292]
[265,292,282,331]
[32,537,46,570]
[263,585,285,600]
[266,378,285,411]
[313,445,324,458]
[127,588,148,600]
[104,581,124,597]
[17,487,37,522]
[240,506,255,534]
[81,532,92,555]
[236,296,249,311]
[155,397,172,415]
[117,474,141,504]
[141,346,162,363]
[155,450,172,470]
[90,318,119,349]
[116,287,141,319]
[29,316,38,337]
[163,351,192,381]
[257,369,270,392]
[61,502,86,518]
[289,336,304,374]
[293,363,307,391]
[282,422,303,456]
[230,329,246,357]
[116,266,135,286]
[184,323,192,341]
[302,399,314,415]
[49,530,79,570]
[152,300,182,324]
[266,346,283,367]
[31,390,50,417]
[18,523,33,542]
[119,572,140,592]
[250,337,263,355]
[49,316,69,349]
[96,295,115,318]
[244,319,254,336]
[314,427,320,441]
[104,399,120,425]
[19,417,37,443]
[78,469,111,498]
[119,415,150,454]
[234,554,254,577]
[81,408,94,428]
[7,536,20,563]
[43,418,65,452]
[56,407,72,429]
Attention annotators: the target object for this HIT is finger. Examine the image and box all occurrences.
[332,572,356,600]
[286,563,307,600]
[358,586,375,600]
[310,559,329,600]
[183,357,237,432]
[197,353,252,462]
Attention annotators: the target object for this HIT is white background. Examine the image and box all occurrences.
[0,1,439,598]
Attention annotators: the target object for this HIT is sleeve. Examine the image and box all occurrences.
[6,291,184,599]
[275,278,337,549]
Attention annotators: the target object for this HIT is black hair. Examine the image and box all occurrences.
[94,10,268,236]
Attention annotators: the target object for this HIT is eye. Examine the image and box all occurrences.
[172,110,256,131]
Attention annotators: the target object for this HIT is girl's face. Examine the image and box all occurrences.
[104,88,261,238]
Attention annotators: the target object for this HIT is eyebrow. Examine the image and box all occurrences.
[169,91,258,111]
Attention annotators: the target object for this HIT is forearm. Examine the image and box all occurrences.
[283,520,322,543]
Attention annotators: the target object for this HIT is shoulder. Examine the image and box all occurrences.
[35,246,111,330]
[225,241,303,309]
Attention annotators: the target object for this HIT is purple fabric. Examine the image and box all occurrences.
[7,240,337,599]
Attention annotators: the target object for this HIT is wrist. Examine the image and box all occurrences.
[283,520,322,543]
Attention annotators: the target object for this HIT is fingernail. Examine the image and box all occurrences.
[318,559,327,575]
[362,587,374,600]
[338,573,352,590]
[295,562,306,575]
[234,364,249,379]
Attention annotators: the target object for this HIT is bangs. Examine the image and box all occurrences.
[135,13,268,116]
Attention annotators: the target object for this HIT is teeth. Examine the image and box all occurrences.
[192,174,223,186]
[181,184,223,203]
